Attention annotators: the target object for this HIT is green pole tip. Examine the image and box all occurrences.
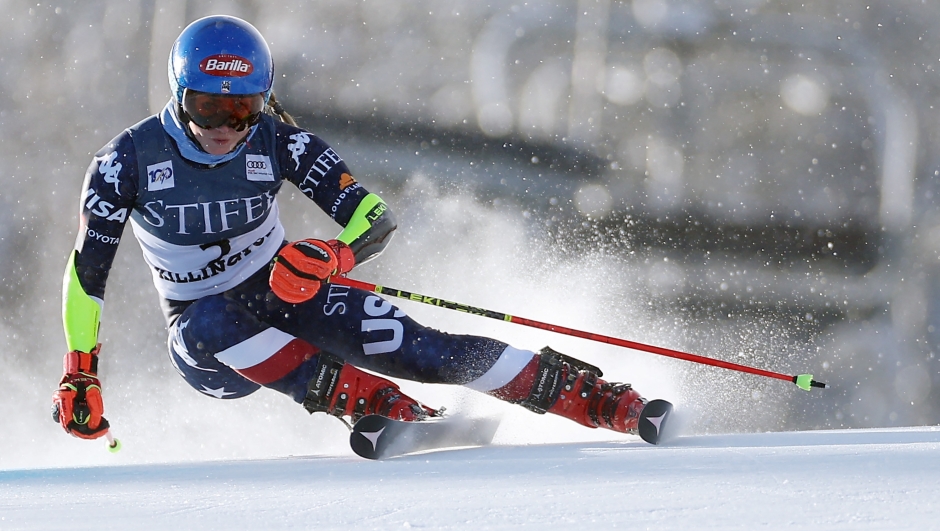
[795,374,814,391]
[107,438,122,454]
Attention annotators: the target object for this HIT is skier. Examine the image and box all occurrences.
[53,15,650,447]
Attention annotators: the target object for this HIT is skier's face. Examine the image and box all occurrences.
[187,120,251,155]
[181,89,263,155]
[182,90,265,131]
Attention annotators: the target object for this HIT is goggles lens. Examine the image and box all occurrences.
[182,90,265,131]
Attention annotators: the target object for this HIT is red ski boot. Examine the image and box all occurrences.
[303,352,435,422]
[491,347,647,434]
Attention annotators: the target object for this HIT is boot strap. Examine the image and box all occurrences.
[538,346,603,377]
[302,352,346,415]
[520,349,569,414]
[521,347,606,414]
[596,383,634,428]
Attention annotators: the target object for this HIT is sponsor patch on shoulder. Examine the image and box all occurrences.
[246,154,275,181]
[147,160,175,191]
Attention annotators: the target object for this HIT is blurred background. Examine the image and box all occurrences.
[3,0,940,468]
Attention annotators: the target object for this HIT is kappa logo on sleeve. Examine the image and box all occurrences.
[287,132,311,170]
[246,154,275,181]
[96,151,123,194]
[146,160,175,191]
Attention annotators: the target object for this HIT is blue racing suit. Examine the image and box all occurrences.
[62,103,535,404]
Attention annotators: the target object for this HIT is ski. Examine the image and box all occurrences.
[637,399,674,445]
[350,415,500,460]
[350,399,673,459]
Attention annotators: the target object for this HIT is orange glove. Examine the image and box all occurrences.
[52,345,110,440]
[269,239,355,303]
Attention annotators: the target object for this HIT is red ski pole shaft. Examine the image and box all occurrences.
[330,276,827,391]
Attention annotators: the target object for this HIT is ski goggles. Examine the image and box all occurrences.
[181,89,265,131]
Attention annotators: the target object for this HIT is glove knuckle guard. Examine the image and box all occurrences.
[269,263,322,304]
[269,239,343,303]
[281,240,337,278]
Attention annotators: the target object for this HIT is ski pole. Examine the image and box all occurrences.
[53,401,123,453]
[104,430,122,453]
[330,276,827,391]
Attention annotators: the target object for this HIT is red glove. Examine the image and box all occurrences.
[52,345,110,440]
[269,239,355,303]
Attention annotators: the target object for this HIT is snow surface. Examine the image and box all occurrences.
[3,424,940,531]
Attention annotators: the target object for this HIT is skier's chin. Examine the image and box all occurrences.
[189,123,248,155]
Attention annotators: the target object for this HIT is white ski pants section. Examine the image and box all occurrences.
[463,346,536,392]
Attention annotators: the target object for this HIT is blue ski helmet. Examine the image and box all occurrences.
[168,15,274,103]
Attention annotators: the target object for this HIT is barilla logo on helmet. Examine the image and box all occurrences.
[199,54,254,77]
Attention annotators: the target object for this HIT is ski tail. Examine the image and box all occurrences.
[637,399,674,445]
[351,415,500,460]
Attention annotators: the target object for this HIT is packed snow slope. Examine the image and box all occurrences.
[3,426,940,531]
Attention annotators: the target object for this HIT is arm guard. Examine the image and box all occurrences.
[62,250,102,353]
[335,193,397,265]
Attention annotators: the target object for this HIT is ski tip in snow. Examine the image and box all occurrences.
[638,399,674,445]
